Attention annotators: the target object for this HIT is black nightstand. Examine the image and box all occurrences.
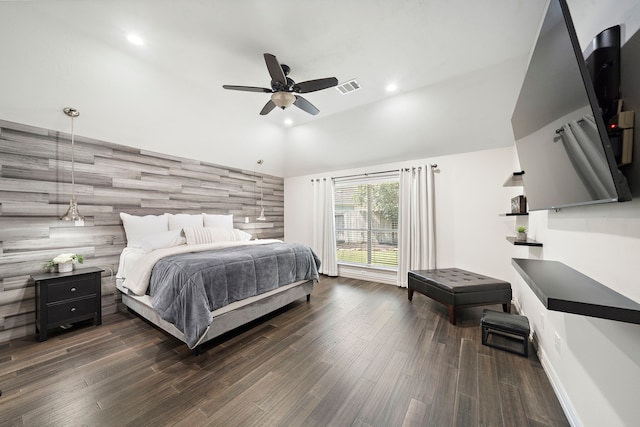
[31,266,103,341]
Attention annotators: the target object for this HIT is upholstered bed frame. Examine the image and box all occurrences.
[115,212,318,353]
[117,279,313,353]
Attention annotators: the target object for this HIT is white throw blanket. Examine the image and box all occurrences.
[122,239,282,295]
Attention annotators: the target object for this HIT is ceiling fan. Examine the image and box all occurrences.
[223,53,338,116]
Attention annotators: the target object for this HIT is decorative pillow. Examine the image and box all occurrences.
[138,230,185,253]
[183,227,252,245]
[120,213,169,248]
[234,229,252,241]
[202,213,233,229]
[167,213,204,231]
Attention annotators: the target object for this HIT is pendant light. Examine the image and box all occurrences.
[60,107,84,225]
[256,160,266,221]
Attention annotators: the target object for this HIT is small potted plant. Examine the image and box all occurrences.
[44,253,84,273]
[516,226,527,241]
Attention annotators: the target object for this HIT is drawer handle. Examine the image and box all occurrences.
[70,307,77,313]
[70,287,77,292]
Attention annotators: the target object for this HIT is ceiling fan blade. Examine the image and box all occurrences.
[264,53,287,86]
[293,77,338,93]
[293,95,319,115]
[260,100,276,115]
[223,85,272,93]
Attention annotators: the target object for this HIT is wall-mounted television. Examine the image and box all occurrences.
[511,0,632,211]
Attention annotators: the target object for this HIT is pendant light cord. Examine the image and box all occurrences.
[70,114,75,197]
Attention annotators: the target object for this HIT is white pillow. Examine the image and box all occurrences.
[120,213,169,248]
[167,213,204,231]
[138,230,185,253]
[236,229,252,241]
[183,227,252,245]
[202,213,233,229]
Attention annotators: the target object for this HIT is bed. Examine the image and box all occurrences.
[115,213,321,352]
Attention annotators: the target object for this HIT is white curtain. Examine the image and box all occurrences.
[397,165,436,287]
[312,178,338,276]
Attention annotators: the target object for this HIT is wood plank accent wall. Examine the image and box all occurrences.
[0,119,284,343]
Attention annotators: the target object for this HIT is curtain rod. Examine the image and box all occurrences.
[311,164,438,182]
[332,168,398,180]
[555,117,586,134]
[311,169,396,182]
[401,164,438,172]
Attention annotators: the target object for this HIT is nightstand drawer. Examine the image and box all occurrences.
[48,276,96,302]
[47,298,97,324]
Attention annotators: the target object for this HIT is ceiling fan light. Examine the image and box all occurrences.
[271,92,296,109]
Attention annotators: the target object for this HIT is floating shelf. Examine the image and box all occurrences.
[512,258,640,324]
[503,171,525,187]
[503,171,541,246]
[506,236,543,247]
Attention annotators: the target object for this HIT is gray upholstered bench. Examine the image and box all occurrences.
[408,268,512,325]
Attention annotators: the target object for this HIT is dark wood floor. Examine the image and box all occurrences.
[0,276,568,426]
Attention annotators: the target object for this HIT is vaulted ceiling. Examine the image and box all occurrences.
[1,0,638,176]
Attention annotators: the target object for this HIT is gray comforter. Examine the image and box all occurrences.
[149,242,321,348]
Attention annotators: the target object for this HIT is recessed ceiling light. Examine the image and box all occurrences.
[126,34,144,46]
[284,118,293,126]
[386,83,398,92]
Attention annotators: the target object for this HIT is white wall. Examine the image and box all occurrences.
[514,202,640,427]
[285,146,521,284]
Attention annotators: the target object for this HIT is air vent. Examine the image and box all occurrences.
[336,79,361,94]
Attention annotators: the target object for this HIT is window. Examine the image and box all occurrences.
[334,175,399,268]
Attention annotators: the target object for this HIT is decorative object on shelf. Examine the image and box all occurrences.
[256,159,266,221]
[44,253,84,273]
[516,226,527,241]
[60,107,85,226]
[511,195,527,214]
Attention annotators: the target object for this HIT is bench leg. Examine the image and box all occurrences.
[408,288,414,301]
[448,305,456,325]
[503,302,512,313]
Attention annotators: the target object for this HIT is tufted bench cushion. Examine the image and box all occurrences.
[408,268,512,325]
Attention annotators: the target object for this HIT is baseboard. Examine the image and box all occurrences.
[337,264,397,285]
[512,298,522,313]
[536,346,582,427]
[513,297,582,427]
